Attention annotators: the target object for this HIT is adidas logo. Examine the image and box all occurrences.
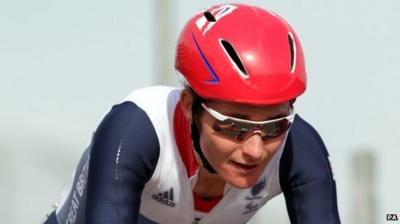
[152,188,176,207]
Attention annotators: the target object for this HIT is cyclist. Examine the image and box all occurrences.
[43,3,340,224]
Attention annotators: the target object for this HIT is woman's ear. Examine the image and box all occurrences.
[180,89,194,124]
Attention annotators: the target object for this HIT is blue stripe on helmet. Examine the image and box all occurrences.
[191,32,220,84]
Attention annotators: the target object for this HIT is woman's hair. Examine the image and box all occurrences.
[183,84,205,120]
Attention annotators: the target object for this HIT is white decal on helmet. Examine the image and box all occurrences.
[195,5,238,35]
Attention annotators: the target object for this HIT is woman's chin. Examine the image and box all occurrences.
[220,162,264,188]
[222,171,262,189]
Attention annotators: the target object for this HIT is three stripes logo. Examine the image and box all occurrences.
[152,188,176,207]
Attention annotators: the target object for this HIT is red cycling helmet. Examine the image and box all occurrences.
[175,3,306,105]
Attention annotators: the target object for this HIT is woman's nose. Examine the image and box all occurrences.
[241,133,264,161]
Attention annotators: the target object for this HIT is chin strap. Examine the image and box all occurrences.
[191,98,217,174]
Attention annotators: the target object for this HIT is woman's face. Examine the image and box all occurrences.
[197,100,291,189]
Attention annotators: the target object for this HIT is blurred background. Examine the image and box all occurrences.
[1,0,399,223]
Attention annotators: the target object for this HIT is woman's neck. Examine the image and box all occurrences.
[193,167,226,200]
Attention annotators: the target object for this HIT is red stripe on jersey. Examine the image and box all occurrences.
[173,101,199,177]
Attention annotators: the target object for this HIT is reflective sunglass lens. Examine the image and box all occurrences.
[212,119,291,141]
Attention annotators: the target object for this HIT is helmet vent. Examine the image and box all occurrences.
[219,39,248,78]
[203,11,216,22]
[288,32,297,74]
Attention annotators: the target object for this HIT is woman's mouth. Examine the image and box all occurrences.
[231,161,260,174]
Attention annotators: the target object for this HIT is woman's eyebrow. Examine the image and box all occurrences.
[225,113,249,119]
[268,113,290,120]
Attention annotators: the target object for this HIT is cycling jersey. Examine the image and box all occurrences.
[43,86,340,224]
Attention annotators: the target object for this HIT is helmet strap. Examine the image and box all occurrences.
[190,97,217,174]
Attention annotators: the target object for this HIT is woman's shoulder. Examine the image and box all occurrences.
[279,114,334,188]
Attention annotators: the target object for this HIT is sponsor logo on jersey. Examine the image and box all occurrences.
[243,177,266,214]
[152,188,176,207]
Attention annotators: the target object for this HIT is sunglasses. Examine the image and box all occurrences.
[201,103,295,141]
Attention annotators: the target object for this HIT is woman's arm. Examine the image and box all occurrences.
[280,115,340,224]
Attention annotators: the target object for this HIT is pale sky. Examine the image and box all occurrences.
[1,0,399,223]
